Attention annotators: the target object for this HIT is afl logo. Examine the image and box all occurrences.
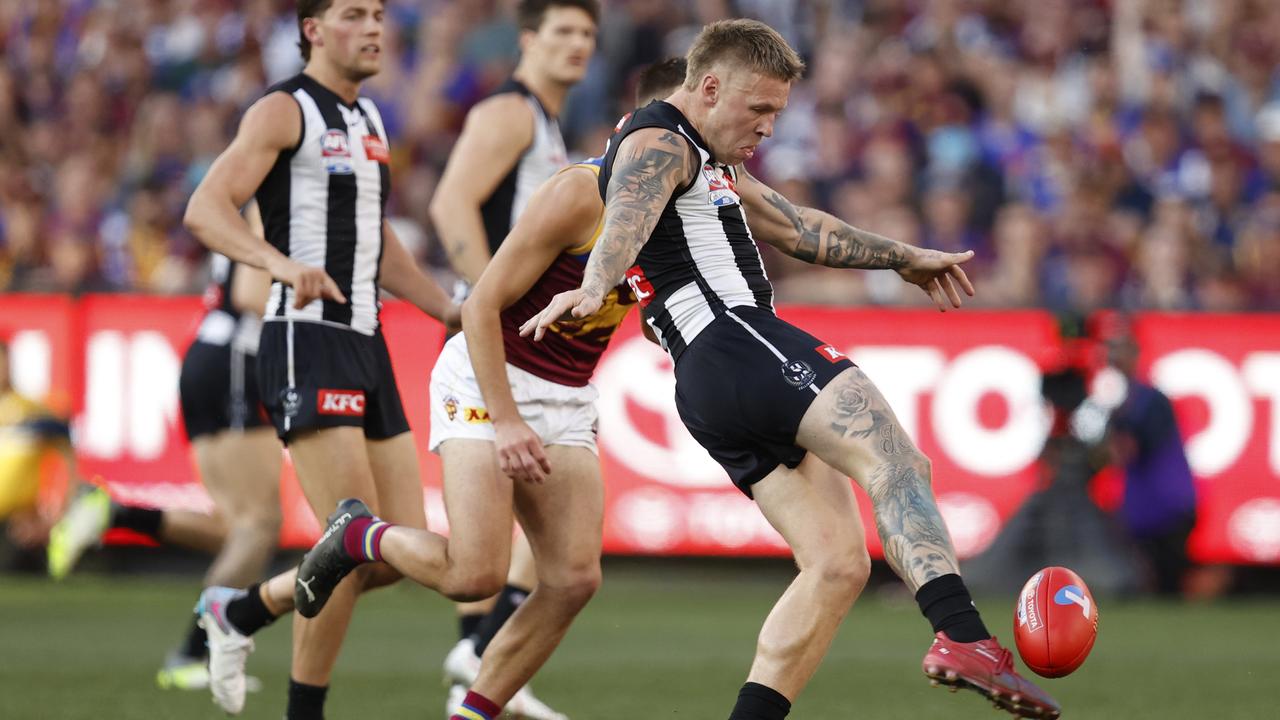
[781,359,817,388]
[704,164,739,207]
[322,129,354,175]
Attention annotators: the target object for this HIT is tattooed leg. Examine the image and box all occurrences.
[796,366,960,592]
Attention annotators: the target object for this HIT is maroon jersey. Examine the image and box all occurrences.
[499,162,635,386]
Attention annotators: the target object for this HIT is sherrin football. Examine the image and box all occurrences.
[1013,566,1099,678]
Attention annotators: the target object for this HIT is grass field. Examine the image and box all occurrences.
[1,561,1276,719]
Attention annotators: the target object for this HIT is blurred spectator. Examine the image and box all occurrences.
[1,0,1279,310]
[1105,324,1198,596]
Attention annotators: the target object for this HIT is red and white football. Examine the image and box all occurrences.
[1013,566,1099,678]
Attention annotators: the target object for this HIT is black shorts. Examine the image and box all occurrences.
[179,340,269,442]
[257,320,410,443]
[673,307,855,497]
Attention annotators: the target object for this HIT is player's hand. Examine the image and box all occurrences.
[269,257,346,309]
[518,288,603,342]
[440,302,462,333]
[894,249,976,312]
[493,419,551,484]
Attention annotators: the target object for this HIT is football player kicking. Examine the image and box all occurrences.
[523,19,1060,720]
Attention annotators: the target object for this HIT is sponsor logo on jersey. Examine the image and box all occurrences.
[322,129,354,175]
[625,266,656,307]
[443,395,459,422]
[781,359,817,388]
[816,344,847,363]
[463,406,491,424]
[703,164,739,207]
[318,389,366,416]
[362,134,389,164]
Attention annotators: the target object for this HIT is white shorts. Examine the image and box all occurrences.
[428,334,600,454]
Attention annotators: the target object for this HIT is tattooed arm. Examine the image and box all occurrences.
[736,168,977,311]
[520,128,695,340]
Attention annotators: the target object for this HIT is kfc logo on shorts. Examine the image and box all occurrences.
[815,344,847,363]
[781,359,817,388]
[318,389,366,416]
[625,266,655,307]
[322,130,354,175]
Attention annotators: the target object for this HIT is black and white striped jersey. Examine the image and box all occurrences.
[256,73,390,336]
[599,101,774,362]
[479,78,569,251]
[196,253,262,355]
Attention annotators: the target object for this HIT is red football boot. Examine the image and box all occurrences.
[922,632,1062,719]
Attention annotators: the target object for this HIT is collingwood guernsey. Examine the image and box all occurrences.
[599,100,773,361]
[480,78,569,251]
[256,73,390,335]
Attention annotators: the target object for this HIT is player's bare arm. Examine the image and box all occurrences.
[463,167,601,484]
[430,95,536,284]
[520,128,694,340]
[379,219,461,329]
[229,202,273,315]
[184,93,345,309]
[737,169,976,312]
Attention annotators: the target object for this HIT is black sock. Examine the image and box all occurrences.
[286,679,328,720]
[915,573,990,643]
[110,504,163,540]
[225,582,279,637]
[459,612,485,641]
[180,613,207,659]
[728,682,791,720]
[472,584,531,656]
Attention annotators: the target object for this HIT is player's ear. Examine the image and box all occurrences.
[700,72,719,106]
[518,27,537,54]
[303,17,323,51]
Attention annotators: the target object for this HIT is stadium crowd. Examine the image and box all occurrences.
[1,0,1279,311]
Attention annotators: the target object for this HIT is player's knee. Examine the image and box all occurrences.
[914,453,934,483]
[541,562,601,610]
[813,548,871,602]
[443,570,507,602]
[871,451,933,493]
[237,508,282,540]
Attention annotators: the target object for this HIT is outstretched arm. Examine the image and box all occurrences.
[737,169,976,311]
[519,127,694,340]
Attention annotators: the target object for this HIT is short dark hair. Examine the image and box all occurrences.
[685,19,805,89]
[636,58,687,105]
[516,0,600,32]
[297,0,385,62]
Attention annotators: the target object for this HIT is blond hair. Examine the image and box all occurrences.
[684,19,805,90]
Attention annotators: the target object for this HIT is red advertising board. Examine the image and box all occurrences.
[2,294,1277,564]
